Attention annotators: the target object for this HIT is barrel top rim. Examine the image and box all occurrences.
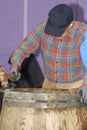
[0,88,78,94]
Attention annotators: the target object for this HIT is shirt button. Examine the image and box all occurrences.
[60,39,62,42]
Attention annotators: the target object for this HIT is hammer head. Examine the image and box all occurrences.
[0,65,9,88]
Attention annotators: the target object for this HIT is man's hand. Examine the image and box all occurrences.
[78,83,87,104]
[10,68,21,81]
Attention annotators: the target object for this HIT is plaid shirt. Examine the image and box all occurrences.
[10,20,87,83]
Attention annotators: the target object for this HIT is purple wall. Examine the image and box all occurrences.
[0,0,24,72]
[0,0,87,73]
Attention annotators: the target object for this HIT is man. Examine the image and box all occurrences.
[10,4,87,103]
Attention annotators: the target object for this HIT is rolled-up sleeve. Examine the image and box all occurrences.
[10,23,42,71]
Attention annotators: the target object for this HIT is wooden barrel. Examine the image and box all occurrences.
[0,88,87,130]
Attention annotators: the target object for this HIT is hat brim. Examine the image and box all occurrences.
[45,21,68,37]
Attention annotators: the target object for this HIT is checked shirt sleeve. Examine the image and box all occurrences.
[10,24,42,71]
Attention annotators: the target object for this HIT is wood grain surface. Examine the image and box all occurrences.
[0,88,87,130]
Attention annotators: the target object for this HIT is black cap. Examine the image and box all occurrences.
[45,4,73,37]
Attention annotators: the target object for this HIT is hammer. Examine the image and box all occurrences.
[0,65,16,88]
